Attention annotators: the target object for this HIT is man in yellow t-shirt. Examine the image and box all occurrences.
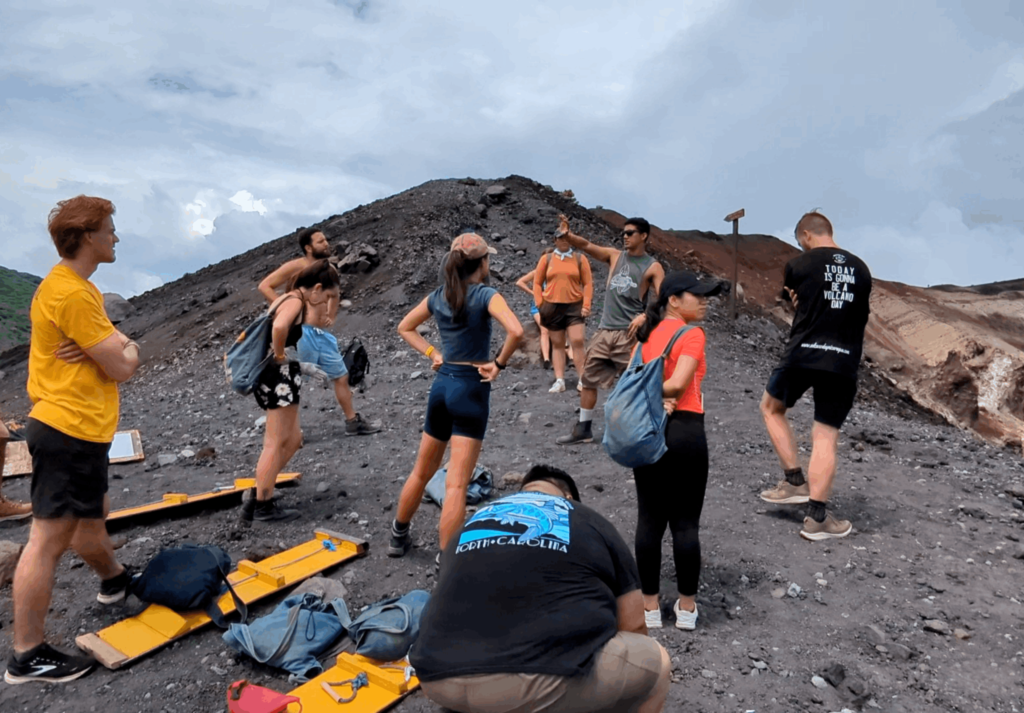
[6,196,141,686]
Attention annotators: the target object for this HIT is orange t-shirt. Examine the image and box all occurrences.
[640,319,706,414]
[533,251,593,310]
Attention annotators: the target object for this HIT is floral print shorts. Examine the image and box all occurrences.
[254,361,302,410]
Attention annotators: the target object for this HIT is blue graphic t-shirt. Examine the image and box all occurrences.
[410,492,641,682]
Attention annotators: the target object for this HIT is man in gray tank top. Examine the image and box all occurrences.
[556,217,665,445]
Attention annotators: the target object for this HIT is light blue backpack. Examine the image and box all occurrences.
[602,326,693,468]
[223,296,295,395]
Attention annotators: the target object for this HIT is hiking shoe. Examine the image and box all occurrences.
[5,643,95,685]
[673,601,698,630]
[346,413,382,436]
[645,608,663,629]
[542,359,551,371]
[253,499,300,523]
[0,496,32,522]
[388,524,411,558]
[97,565,133,605]
[800,512,853,541]
[759,479,810,505]
[548,379,566,394]
[556,421,593,445]
[238,490,257,523]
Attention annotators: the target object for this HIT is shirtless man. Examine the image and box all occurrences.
[556,217,664,445]
[259,228,381,435]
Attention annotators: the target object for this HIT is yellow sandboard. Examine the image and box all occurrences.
[286,652,420,713]
[76,530,367,670]
[106,473,301,523]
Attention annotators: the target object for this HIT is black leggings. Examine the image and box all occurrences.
[633,411,709,597]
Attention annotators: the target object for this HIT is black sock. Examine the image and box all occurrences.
[392,519,409,536]
[784,467,805,487]
[807,499,827,523]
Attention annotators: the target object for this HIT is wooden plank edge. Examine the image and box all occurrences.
[76,633,129,670]
[316,529,370,555]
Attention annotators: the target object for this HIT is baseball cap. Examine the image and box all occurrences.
[450,233,497,259]
[521,465,581,502]
[660,270,726,298]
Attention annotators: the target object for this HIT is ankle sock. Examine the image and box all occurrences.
[807,499,827,523]
[784,467,805,486]
[392,520,410,536]
[579,408,594,424]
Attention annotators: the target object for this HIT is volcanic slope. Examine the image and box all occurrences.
[0,176,1022,713]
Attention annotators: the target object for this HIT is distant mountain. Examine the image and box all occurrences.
[0,266,41,353]
[928,277,1024,295]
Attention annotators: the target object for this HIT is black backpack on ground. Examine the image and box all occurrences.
[128,544,247,629]
[342,338,370,387]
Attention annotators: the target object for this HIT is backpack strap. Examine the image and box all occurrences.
[205,569,249,630]
[660,325,696,360]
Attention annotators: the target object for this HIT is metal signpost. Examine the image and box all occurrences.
[724,209,745,319]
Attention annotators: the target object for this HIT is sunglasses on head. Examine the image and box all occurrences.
[621,229,639,238]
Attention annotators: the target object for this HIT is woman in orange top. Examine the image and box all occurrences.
[533,230,593,393]
[633,270,723,632]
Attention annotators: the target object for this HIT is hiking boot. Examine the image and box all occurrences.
[673,601,698,630]
[5,643,95,685]
[0,496,32,522]
[759,480,810,505]
[388,523,411,557]
[548,379,566,394]
[97,565,133,605]
[644,608,663,629]
[238,490,257,524]
[253,499,300,523]
[346,413,382,436]
[800,512,853,541]
[556,421,593,445]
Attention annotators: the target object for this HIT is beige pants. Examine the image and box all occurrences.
[420,631,663,713]
[580,329,636,390]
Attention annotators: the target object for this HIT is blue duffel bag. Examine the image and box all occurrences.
[336,589,431,662]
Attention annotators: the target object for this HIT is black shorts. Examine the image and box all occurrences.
[26,418,110,520]
[254,361,302,410]
[423,364,491,441]
[766,366,857,429]
[539,301,585,332]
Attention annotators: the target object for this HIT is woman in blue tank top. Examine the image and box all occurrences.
[388,233,523,563]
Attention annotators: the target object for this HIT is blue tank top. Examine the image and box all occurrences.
[427,283,498,362]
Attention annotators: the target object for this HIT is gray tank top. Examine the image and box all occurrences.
[599,252,657,330]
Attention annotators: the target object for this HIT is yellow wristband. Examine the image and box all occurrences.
[425,346,435,358]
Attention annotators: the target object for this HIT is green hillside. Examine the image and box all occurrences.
[0,266,42,353]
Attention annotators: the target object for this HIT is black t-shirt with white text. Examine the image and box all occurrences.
[409,492,641,682]
[778,247,872,379]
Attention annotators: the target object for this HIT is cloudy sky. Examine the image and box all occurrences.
[2,0,1022,295]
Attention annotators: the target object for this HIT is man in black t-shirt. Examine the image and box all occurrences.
[758,211,872,541]
[410,465,671,713]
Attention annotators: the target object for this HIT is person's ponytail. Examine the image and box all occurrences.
[636,292,667,344]
[443,250,484,320]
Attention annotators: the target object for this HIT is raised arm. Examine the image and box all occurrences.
[562,229,619,266]
[259,259,303,304]
[477,293,524,382]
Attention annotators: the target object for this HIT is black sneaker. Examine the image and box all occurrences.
[346,413,382,436]
[5,643,95,685]
[238,490,257,523]
[253,498,300,523]
[97,564,133,605]
[388,522,411,557]
[556,421,593,445]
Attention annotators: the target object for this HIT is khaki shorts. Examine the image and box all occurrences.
[420,631,664,713]
[580,329,636,390]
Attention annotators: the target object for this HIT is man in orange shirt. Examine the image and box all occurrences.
[7,196,140,685]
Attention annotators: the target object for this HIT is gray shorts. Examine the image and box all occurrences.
[420,631,664,713]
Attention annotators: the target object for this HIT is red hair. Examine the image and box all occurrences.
[47,196,115,258]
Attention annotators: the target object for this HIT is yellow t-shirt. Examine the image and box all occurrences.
[28,265,119,443]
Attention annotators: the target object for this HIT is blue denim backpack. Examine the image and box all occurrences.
[337,590,431,662]
[224,296,296,395]
[602,326,693,468]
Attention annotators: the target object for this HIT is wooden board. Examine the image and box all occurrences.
[106,473,301,524]
[76,530,367,670]
[287,652,420,713]
[3,429,145,478]
[109,429,145,463]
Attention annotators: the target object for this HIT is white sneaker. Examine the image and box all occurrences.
[645,608,663,629]
[548,379,566,393]
[674,601,698,630]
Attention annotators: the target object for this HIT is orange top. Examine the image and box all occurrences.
[641,319,707,414]
[533,251,593,309]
